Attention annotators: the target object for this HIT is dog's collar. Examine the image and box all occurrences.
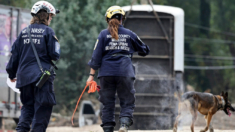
[215,96,225,110]
[221,96,225,109]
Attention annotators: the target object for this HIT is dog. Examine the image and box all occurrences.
[173,91,235,132]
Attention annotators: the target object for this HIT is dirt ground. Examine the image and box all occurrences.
[46,110,235,132]
[47,125,235,132]
[2,107,235,132]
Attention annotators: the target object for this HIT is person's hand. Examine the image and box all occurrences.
[86,75,94,84]
[10,78,17,82]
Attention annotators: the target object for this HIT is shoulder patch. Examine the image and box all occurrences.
[94,39,99,50]
[54,35,59,42]
[55,41,60,54]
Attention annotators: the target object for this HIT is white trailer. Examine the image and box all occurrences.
[113,4,184,130]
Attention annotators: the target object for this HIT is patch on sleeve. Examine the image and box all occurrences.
[54,35,59,42]
[94,39,99,50]
[55,41,60,54]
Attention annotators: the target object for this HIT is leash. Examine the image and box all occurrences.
[71,80,100,125]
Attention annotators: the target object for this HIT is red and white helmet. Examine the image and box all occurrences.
[31,1,59,16]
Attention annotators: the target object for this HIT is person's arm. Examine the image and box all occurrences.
[86,68,96,83]
[87,31,104,70]
[130,31,150,56]
[46,30,60,61]
[89,68,96,75]
[87,31,104,83]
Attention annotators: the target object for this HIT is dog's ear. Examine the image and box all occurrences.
[225,92,228,99]
[221,91,224,96]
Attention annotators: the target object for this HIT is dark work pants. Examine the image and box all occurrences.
[99,76,135,127]
[16,77,56,132]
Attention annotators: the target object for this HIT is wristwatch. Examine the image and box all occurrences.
[89,73,95,77]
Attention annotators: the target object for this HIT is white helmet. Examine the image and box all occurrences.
[31,1,59,17]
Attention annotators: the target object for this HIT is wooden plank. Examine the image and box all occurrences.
[132,55,171,59]
[115,104,175,109]
[127,15,174,19]
[115,112,172,116]
[139,36,167,39]
[135,93,174,97]
[135,74,174,80]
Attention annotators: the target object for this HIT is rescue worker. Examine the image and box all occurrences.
[6,1,60,132]
[87,6,150,132]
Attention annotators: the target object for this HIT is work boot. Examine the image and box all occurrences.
[119,117,133,132]
[103,126,114,132]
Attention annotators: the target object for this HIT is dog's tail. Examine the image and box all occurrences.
[176,90,196,103]
[181,91,195,101]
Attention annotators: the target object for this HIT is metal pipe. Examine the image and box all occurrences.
[8,7,13,112]
[148,0,171,44]
[123,0,135,25]
[16,8,20,36]
[14,8,21,114]
[170,18,173,77]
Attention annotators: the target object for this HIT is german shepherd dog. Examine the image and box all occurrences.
[173,91,235,132]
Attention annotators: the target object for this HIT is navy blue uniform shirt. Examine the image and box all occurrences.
[6,23,60,88]
[88,25,149,78]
